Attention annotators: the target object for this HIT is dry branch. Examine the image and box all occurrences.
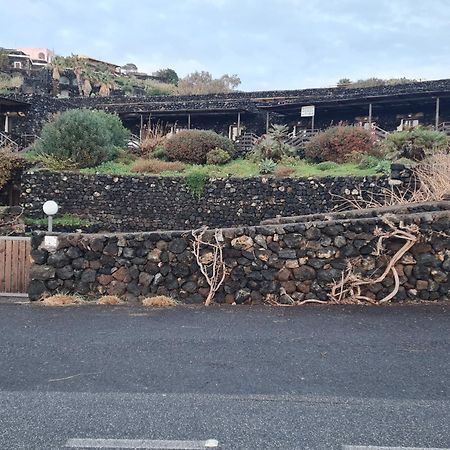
[191,227,227,306]
[330,218,419,304]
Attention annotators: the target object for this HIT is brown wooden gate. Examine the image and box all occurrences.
[0,236,31,295]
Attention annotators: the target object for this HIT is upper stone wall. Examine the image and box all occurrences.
[21,170,392,232]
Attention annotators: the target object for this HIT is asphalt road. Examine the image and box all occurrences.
[0,303,449,449]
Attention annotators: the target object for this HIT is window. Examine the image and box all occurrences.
[38,52,46,60]
[13,61,22,69]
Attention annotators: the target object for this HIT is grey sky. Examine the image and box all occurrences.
[1,0,450,91]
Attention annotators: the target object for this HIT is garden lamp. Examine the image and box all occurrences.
[43,200,59,232]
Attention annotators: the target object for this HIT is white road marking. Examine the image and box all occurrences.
[343,446,450,450]
[65,438,219,449]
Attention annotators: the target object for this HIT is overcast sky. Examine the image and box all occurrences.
[1,0,450,91]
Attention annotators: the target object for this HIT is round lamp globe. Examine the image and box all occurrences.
[43,200,59,216]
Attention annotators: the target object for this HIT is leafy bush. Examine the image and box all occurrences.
[185,169,209,197]
[114,148,137,164]
[259,158,277,174]
[142,79,176,96]
[380,127,449,161]
[165,129,234,164]
[131,158,186,174]
[0,150,26,189]
[356,154,389,173]
[152,147,167,160]
[249,125,296,162]
[34,109,129,168]
[305,126,375,163]
[206,148,231,165]
[316,161,339,171]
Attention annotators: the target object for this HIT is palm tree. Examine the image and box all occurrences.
[94,71,115,97]
[49,56,66,96]
[65,54,87,96]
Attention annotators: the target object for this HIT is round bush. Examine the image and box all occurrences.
[35,109,129,168]
[316,161,339,171]
[165,129,234,164]
[305,126,375,163]
[206,148,231,165]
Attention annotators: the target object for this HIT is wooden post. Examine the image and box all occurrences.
[368,103,373,128]
[188,113,191,130]
[266,112,270,133]
[139,114,143,141]
[237,112,241,136]
[311,115,315,132]
[435,97,440,130]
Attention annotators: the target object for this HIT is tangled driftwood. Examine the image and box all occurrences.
[191,227,227,306]
[330,217,419,304]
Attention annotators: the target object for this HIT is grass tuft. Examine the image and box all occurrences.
[40,294,84,306]
[96,295,123,305]
[131,158,186,174]
[142,296,179,307]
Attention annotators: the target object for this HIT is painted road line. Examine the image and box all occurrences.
[65,438,219,449]
[343,446,450,450]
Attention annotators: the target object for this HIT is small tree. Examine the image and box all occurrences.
[153,68,179,85]
[177,71,241,95]
[34,109,129,168]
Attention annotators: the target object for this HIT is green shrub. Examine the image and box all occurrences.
[305,126,375,163]
[316,161,339,171]
[185,169,209,198]
[114,148,136,164]
[165,129,234,164]
[259,158,277,174]
[34,109,129,168]
[380,127,449,161]
[356,155,391,175]
[152,147,167,160]
[206,148,231,165]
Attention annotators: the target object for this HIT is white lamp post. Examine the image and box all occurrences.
[43,200,59,232]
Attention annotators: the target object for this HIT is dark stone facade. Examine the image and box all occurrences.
[22,171,395,232]
[28,203,450,303]
[5,77,450,144]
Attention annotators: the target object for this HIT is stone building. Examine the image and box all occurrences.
[2,77,450,150]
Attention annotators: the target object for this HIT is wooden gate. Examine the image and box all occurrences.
[0,236,31,296]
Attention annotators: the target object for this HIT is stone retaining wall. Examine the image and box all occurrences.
[29,204,450,304]
[22,170,401,231]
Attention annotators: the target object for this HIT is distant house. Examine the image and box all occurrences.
[77,55,120,73]
[16,47,55,65]
[5,50,33,71]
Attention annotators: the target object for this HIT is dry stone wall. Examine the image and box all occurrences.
[29,203,450,304]
[22,171,398,232]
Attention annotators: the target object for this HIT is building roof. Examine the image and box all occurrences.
[0,96,30,112]
[69,78,450,116]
